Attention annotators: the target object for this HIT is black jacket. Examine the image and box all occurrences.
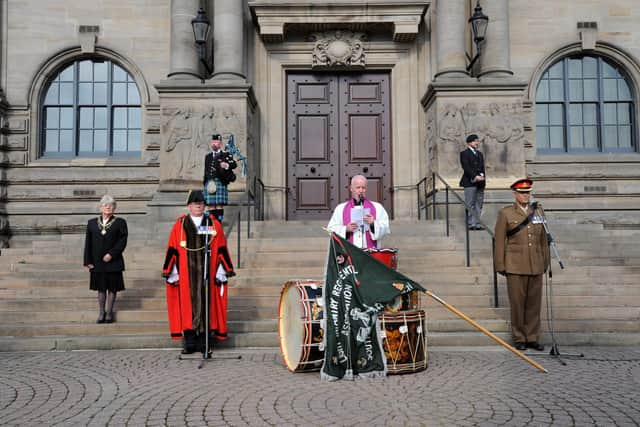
[203,150,237,185]
[459,148,486,188]
[83,216,128,273]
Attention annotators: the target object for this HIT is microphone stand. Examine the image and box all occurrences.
[530,201,584,364]
[359,196,365,249]
[203,212,212,361]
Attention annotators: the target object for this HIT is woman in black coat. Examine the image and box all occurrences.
[83,195,128,323]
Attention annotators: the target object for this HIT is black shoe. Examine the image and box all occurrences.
[96,313,105,324]
[515,342,526,351]
[181,347,195,355]
[526,341,545,351]
[181,341,197,355]
[182,330,197,354]
[104,312,114,324]
[474,225,484,230]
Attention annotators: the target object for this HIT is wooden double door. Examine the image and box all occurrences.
[286,72,392,220]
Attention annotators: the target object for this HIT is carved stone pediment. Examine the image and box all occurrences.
[249,2,428,43]
[310,31,366,69]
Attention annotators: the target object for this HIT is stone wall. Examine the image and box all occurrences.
[423,0,640,225]
[0,0,170,240]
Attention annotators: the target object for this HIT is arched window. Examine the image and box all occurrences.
[536,55,636,153]
[41,59,141,157]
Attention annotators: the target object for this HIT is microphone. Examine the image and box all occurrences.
[530,197,538,210]
[358,194,364,204]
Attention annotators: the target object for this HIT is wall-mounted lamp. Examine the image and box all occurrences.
[191,7,213,82]
[466,1,489,74]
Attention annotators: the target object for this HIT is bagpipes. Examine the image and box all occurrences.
[224,134,247,177]
[212,151,237,185]
[206,134,247,186]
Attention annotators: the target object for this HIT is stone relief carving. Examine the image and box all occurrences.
[425,108,436,166]
[162,105,243,181]
[438,102,524,145]
[439,104,466,144]
[436,102,526,176]
[310,31,367,69]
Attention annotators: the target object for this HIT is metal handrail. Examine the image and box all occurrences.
[426,171,500,308]
[223,209,242,268]
[224,177,288,268]
[391,177,431,220]
[254,177,289,221]
[253,177,265,222]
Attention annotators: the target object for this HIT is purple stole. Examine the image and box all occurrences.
[342,198,377,248]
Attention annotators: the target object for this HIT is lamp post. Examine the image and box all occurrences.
[466,1,489,73]
[191,7,213,82]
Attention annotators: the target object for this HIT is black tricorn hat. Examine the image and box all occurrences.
[466,134,479,144]
[211,134,222,141]
[186,189,205,204]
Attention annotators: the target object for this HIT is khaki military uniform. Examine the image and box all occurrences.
[494,203,550,344]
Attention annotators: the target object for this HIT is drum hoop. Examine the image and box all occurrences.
[365,248,398,253]
[278,280,324,372]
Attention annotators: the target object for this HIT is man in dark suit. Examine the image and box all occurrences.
[459,134,486,230]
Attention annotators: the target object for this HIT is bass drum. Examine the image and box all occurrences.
[380,310,428,374]
[278,280,325,372]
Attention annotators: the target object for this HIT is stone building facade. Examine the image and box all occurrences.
[1,0,639,245]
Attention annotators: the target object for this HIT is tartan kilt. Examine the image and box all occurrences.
[204,178,229,205]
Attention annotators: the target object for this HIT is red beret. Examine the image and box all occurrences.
[510,178,533,192]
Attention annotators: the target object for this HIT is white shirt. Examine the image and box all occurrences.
[327,200,390,249]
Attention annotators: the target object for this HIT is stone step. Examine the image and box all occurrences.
[421,294,640,308]
[0,288,301,306]
[4,279,639,300]
[4,249,639,270]
[239,252,469,269]
[3,330,640,353]
[7,316,635,342]
[1,266,637,290]
[0,333,276,352]
[0,299,278,320]
[0,316,275,331]
[0,297,170,311]
[423,305,640,321]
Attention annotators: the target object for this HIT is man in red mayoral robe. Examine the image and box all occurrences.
[163,190,235,354]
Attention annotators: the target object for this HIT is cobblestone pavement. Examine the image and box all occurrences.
[1,346,639,426]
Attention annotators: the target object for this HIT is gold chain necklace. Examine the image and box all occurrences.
[179,217,216,251]
[97,216,116,235]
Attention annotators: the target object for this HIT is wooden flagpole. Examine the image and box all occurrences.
[424,290,548,373]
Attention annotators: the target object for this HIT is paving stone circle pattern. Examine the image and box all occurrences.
[1,347,639,426]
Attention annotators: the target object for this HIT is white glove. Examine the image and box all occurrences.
[167,265,179,284]
[215,264,227,282]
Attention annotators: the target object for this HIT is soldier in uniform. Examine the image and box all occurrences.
[203,134,237,222]
[494,178,550,351]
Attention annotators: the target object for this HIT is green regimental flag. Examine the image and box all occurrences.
[321,233,426,381]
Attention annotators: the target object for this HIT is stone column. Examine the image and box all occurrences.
[479,0,513,77]
[167,0,201,80]
[434,0,468,79]
[213,0,245,79]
